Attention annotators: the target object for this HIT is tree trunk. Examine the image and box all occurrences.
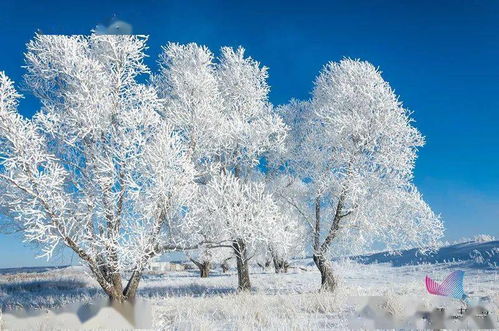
[199,261,210,278]
[312,195,337,292]
[313,254,336,292]
[257,259,271,271]
[122,270,142,301]
[111,272,124,297]
[273,256,289,273]
[233,239,251,291]
[65,237,145,303]
[236,255,251,291]
[221,258,231,273]
[86,263,126,302]
[95,270,142,303]
[105,285,126,302]
[190,258,211,278]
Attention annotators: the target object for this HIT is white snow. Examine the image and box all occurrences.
[1,240,498,329]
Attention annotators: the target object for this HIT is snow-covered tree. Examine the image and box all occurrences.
[153,42,224,165]
[1,31,444,300]
[0,35,198,302]
[186,246,233,277]
[214,47,288,288]
[189,172,289,290]
[263,173,308,273]
[154,44,288,289]
[279,59,444,291]
[154,44,287,173]
[214,46,287,174]
[185,247,214,278]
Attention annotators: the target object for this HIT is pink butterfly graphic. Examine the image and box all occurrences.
[425,270,469,302]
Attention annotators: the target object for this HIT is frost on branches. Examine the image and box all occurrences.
[187,172,294,290]
[185,246,233,278]
[261,173,308,273]
[154,43,289,290]
[0,35,197,302]
[152,42,224,163]
[153,43,287,171]
[279,59,444,291]
[0,33,444,298]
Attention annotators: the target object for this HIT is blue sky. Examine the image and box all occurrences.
[0,0,498,268]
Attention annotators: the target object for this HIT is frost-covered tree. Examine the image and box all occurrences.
[154,44,287,173]
[214,47,288,288]
[270,210,306,273]
[263,174,308,273]
[153,42,224,164]
[186,246,233,277]
[220,258,232,273]
[190,172,289,290]
[214,47,287,173]
[155,44,288,289]
[186,247,213,278]
[0,35,198,302]
[279,59,444,291]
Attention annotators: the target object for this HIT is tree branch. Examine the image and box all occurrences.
[320,192,347,253]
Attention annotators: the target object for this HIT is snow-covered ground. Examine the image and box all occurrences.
[1,240,498,329]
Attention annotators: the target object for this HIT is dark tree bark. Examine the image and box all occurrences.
[123,270,142,301]
[221,257,231,273]
[91,269,143,303]
[232,239,251,291]
[190,258,211,278]
[311,195,338,292]
[257,259,271,271]
[236,256,251,291]
[65,237,131,302]
[272,256,289,273]
[313,253,336,291]
[270,246,289,273]
[200,262,210,278]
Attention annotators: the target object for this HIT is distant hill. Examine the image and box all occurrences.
[0,265,70,275]
[353,240,499,269]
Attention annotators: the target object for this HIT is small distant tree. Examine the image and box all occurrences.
[0,35,198,302]
[472,234,496,243]
[268,215,305,274]
[279,59,444,291]
[186,248,213,278]
[220,256,232,273]
[262,117,312,274]
[186,246,233,278]
[255,255,272,271]
[264,174,308,273]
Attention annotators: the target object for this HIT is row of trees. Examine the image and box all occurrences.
[0,34,444,302]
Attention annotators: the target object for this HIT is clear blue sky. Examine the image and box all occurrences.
[0,0,498,268]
